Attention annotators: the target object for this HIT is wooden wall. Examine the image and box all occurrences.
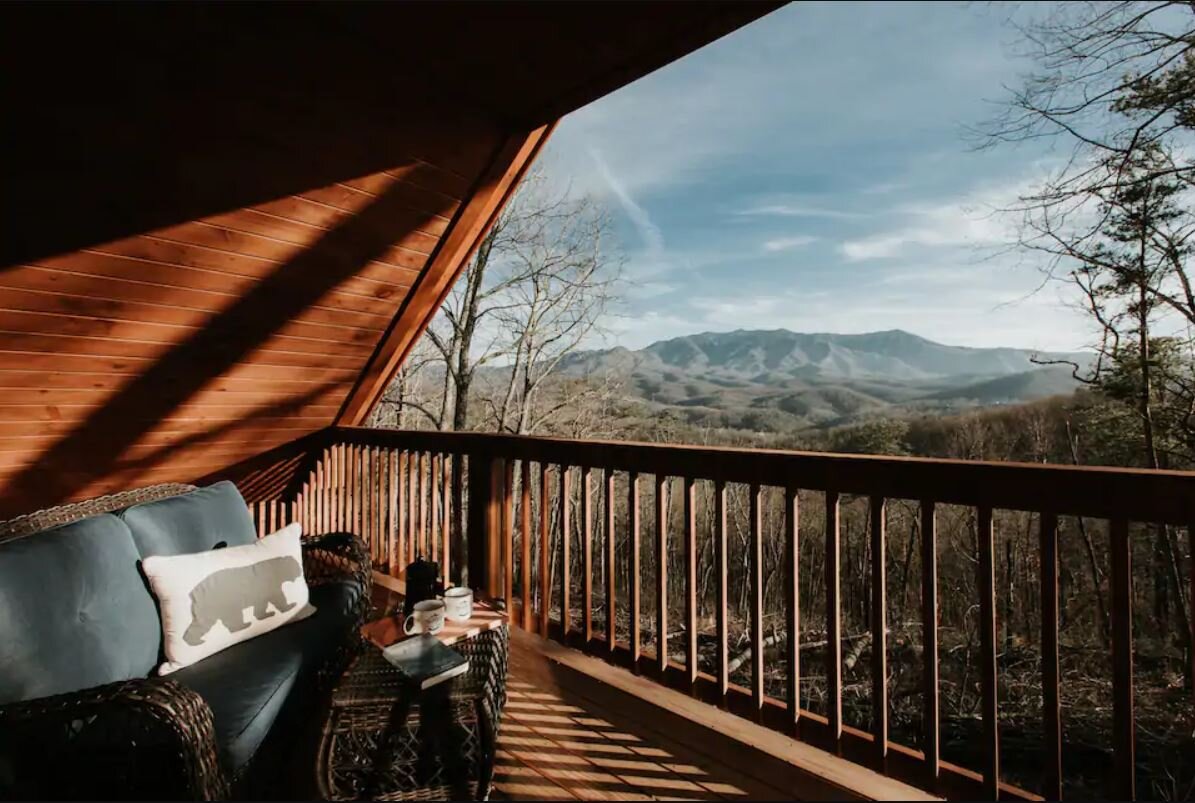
[0,2,780,517]
[0,113,508,515]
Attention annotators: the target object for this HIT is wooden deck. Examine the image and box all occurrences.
[494,636,784,801]
[369,586,774,799]
[369,585,933,802]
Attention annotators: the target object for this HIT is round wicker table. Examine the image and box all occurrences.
[316,625,508,801]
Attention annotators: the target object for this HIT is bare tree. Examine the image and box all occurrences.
[417,180,546,431]
[369,338,441,429]
[481,185,625,435]
[377,166,626,435]
[982,2,1195,185]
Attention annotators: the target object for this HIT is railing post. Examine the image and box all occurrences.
[715,479,729,704]
[870,495,886,765]
[521,460,532,631]
[751,483,765,720]
[466,453,506,600]
[451,454,464,586]
[977,506,999,798]
[1190,521,1195,705]
[629,471,642,670]
[582,467,594,645]
[502,461,515,615]
[921,500,940,787]
[825,489,841,748]
[1040,512,1062,800]
[786,484,800,732]
[1111,518,1135,801]
[559,464,572,639]
[540,464,551,636]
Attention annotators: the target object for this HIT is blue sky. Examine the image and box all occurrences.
[540,1,1093,352]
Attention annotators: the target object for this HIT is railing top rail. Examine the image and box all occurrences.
[331,425,1195,524]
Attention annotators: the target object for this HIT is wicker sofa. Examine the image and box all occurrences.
[0,481,372,800]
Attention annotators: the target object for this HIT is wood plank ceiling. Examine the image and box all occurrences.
[0,2,781,517]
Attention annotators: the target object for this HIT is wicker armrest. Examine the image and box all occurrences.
[0,678,227,800]
[301,531,372,628]
[301,531,372,589]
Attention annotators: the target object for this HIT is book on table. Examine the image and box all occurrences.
[381,634,469,690]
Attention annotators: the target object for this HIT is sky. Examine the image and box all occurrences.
[538,1,1096,353]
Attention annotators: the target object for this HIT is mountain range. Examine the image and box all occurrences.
[550,329,1092,430]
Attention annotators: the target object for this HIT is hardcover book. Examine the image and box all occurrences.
[381,633,469,690]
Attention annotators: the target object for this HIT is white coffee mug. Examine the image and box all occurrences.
[443,586,473,622]
[404,599,446,635]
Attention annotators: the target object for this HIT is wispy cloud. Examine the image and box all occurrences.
[874,265,976,287]
[738,204,865,220]
[690,293,808,324]
[589,147,665,254]
[839,180,1023,261]
[861,181,907,195]
[763,235,818,252]
[838,216,998,260]
[627,280,677,299]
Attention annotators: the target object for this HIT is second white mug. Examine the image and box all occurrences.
[443,586,473,622]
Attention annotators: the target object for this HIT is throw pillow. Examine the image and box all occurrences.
[141,522,315,674]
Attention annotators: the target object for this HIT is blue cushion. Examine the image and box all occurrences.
[0,514,160,705]
[120,481,257,559]
[168,581,358,772]
[171,634,302,773]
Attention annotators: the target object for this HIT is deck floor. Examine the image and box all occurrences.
[493,639,790,802]
[369,586,788,800]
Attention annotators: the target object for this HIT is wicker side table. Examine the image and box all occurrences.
[316,624,508,801]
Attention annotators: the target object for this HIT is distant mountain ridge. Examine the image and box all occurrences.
[559,328,1090,383]
[551,328,1092,430]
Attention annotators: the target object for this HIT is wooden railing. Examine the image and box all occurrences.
[243,425,1195,801]
[249,437,464,589]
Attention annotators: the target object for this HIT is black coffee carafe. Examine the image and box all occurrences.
[402,555,444,616]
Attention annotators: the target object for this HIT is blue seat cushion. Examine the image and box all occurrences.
[0,514,160,705]
[120,481,257,559]
[168,581,358,773]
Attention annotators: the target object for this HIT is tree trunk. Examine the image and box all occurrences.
[452,372,471,431]
[1066,419,1111,648]
[726,633,785,676]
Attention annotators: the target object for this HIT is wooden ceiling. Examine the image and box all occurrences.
[0,1,781,517]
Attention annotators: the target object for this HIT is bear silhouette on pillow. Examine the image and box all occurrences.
[183,555,303,646]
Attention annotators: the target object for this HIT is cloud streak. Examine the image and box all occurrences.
[738,204,865,220]
[763,235,818,252]
[839,180,1025,261]
[589,147,665,254]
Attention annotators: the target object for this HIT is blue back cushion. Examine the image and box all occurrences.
[120,481,257,559]
[0,514,161,704]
